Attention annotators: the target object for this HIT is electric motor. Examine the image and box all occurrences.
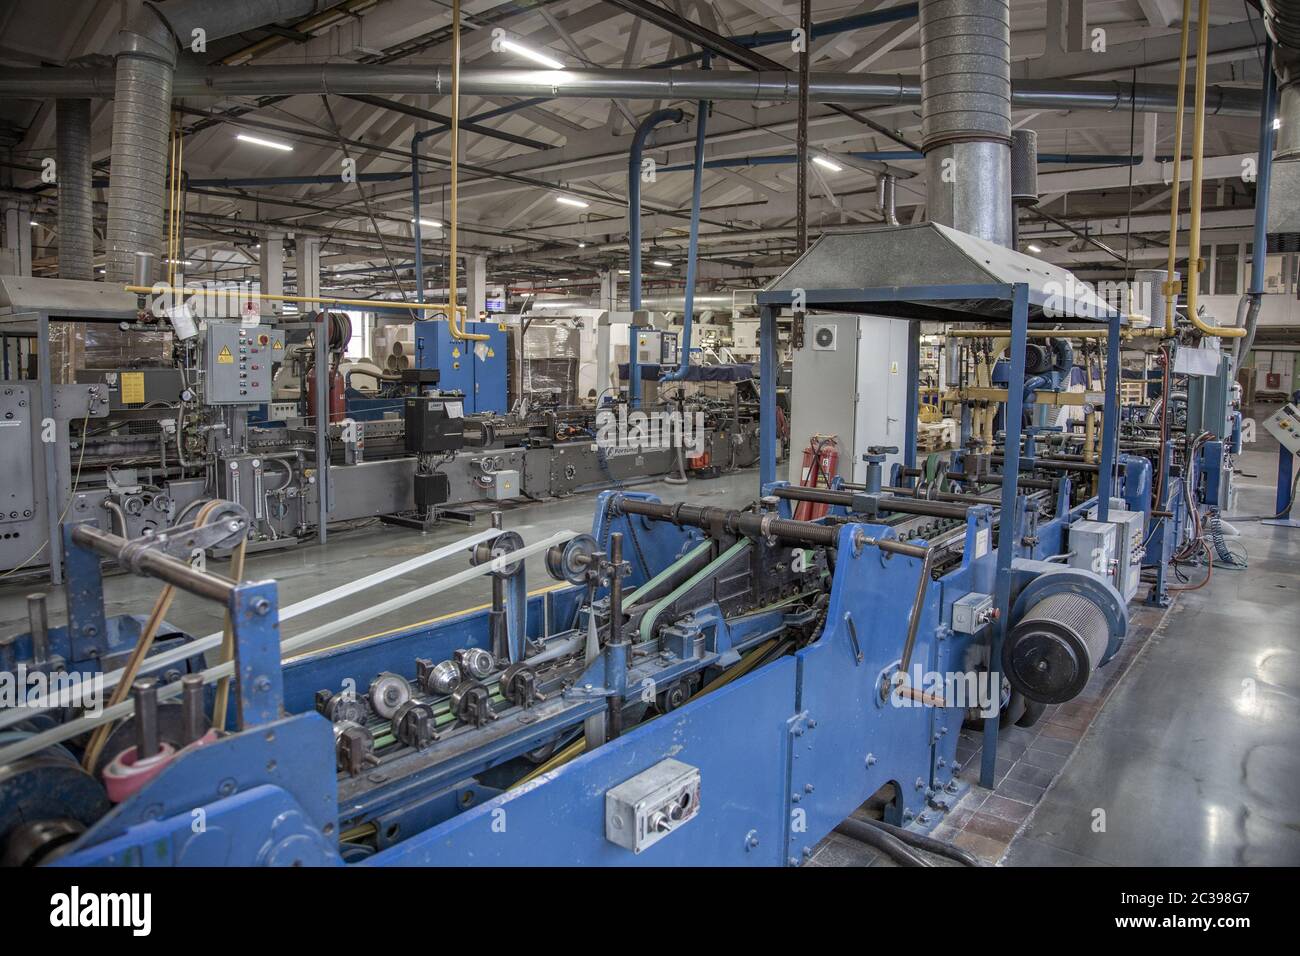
[1003,591,1110,704]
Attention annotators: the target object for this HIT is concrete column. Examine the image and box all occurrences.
[465,253,487,319]
[295,235,321,301]
[259,230,284,317]
[1,198,33,276]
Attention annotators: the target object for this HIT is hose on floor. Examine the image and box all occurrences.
[833,817,933,867]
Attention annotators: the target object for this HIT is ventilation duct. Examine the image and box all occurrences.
[0,66,1263,116]
[55,99,94,280]
[919,0,1013,246]
[877,173,900,225]
[104,1,323,283]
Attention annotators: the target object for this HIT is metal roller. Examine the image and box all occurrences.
[1003,591,1111,704]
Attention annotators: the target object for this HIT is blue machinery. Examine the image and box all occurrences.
[1,227,1149,867]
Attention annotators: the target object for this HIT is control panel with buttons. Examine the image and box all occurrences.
[1263,403,1300,456]
[204,322,274,405]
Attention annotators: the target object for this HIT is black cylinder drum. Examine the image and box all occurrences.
[1003,591,1110,704]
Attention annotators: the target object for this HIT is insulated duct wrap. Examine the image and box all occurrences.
[55,99,94,281]
[104,21,175,284]
[1003,591,1110,704]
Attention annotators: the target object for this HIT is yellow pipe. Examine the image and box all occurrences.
[126,285,464,314]
[1184,0,1246,338]
[943,328,1159,340]
[445,0,489,344]
[1163,0,1192,335]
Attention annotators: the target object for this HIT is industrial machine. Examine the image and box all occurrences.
[0,277,760,580]
[0,224,1139,867]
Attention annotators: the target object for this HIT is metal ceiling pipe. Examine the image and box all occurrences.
[920,0,1013,246]
[55,99,94,280]
[103,1,323,282]
[0,66,1264,116]
[877,173,900,225]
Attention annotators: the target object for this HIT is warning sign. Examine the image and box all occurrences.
[217,346,235,364]
[452,347,461,359]
[120,371,145,404]
[272,338,283,350]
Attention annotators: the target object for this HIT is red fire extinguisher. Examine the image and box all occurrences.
[794,435,838,521]
[307,361,346,423]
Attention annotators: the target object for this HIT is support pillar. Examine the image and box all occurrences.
[259,230,284,318]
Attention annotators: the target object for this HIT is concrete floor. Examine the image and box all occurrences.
[1004,414,1300,866]
[0,473,759,657]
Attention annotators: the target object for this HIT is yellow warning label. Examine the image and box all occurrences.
[452,347,461,359]
[120,371,145,404]
[272,338,283,350]
[217,346,235,364]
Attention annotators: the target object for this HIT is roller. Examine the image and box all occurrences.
[1003,591,1110,704]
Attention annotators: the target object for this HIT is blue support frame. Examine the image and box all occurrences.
[755,280,1117,790]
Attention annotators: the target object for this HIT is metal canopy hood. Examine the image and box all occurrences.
[0,275,139,322]
[761,222,1119,323]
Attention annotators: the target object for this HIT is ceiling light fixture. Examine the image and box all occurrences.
[1026,243,1042,253]
[236,133,294,152]
[811,155,842,172]
[412,218,442,229]
[653,259,673,268]
[500,39,564,70]
[555,196,589,208]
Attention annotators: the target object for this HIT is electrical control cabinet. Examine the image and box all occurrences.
[1085,505,1145,602]
[1264,403,1300,456]
[660,330,680,367]
[205,323,273,405]
[634,328,662,366]
[788,314,911,485]
[1068,520,1117,584]
[412,320,507,414]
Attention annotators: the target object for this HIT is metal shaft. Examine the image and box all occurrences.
[132,678,160,760]
[771,485,972,520]
[26,593,50,666]
[69,524,236,602]
[180,674,206,745]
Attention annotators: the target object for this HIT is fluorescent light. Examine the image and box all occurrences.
[166,258,193,265]
[236,133,293,152]
[578,241,586,248]
[1274,117,1282,130]
[29,220,38,227]
[618,269,630,275]
[555,195,589,208]
[500,39,564,70]
[411,218,442,229]
[812,155,842,172]
[653,259,673,268]
[1026,243,1042,253]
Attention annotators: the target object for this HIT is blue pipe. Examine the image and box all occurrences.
[661,100,709,384]
[628,108,686,408]
[656,3,918,67]
[655,152,1152,173]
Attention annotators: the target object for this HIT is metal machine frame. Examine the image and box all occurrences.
[755,279,1122,786]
